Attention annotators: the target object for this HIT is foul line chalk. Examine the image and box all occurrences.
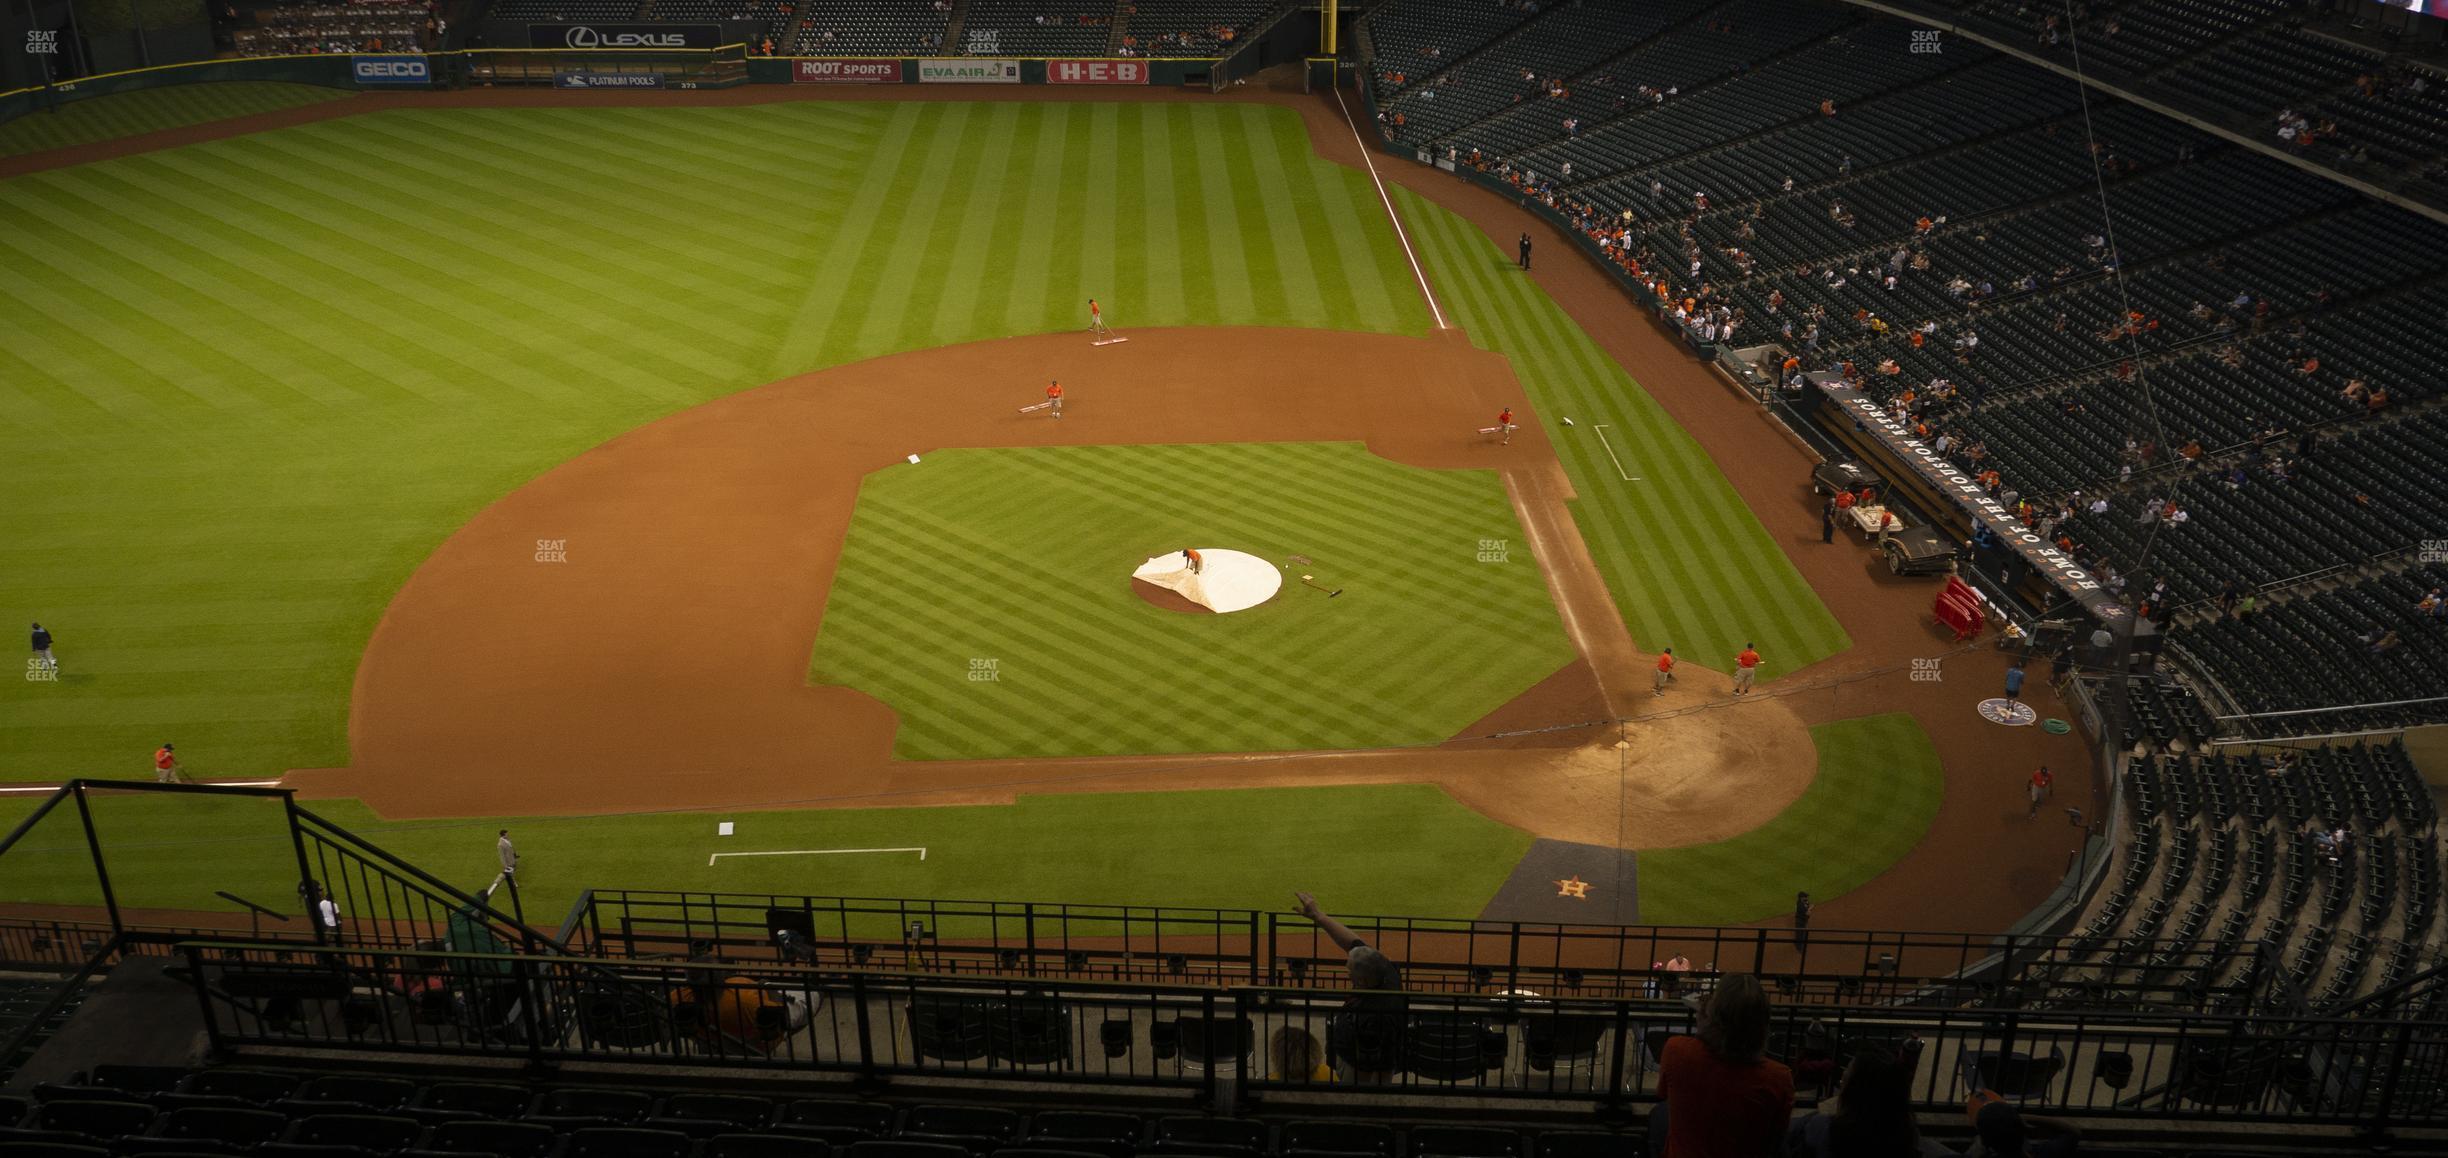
[1332,85,1448,330]
[708,846,928,867]
[1592,425,1642,481]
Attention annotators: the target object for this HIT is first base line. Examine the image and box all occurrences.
[1591,424,1643,481]
[708,847,928,867]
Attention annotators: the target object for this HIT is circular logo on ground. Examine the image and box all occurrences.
[1978,698,2037,727]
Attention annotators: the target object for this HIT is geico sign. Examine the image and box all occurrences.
[566,26,685,47]
[355,60,427,77]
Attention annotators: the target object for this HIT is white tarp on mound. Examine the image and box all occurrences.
[1132,549,1283,614]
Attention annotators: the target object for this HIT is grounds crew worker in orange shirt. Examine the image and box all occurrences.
[1733,644,1761,695]
[153,742,188,784]
[1045,380,1063,419]
[1652,648,1676,697]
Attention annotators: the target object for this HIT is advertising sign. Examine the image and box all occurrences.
[353,55,432,85]
[527,23,720,49]
[1046,59,1147,84]
[793,58,899,83]
[917,58,1021,83]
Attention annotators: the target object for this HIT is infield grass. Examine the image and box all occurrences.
[810,443,1575,758]
[1635,712,1942,923]
[0,101,1428,781]
[1395,187,1851,679]
[0,83,351,158]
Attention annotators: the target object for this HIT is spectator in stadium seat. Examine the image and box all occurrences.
[1268,1026,1333,1083]
[1652,974,1793,1158]
[1966,1092,2078,1157]
[1789,1046,1954,1157]
[1294,891,1404,1082]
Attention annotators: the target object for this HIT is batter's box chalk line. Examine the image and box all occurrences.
[708,847,928,867]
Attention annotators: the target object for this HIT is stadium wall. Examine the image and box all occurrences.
[0,50,1225,127]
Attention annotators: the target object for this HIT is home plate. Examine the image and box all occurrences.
[708,847,927,867]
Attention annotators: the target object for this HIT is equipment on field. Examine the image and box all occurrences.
[1018,401,1054,414]
[1300,574,1343,598]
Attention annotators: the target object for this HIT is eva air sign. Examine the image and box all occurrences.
[917,59,1021,83]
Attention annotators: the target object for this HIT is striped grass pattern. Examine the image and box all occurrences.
[810,443,1575,759]
[1636,712,1941,923]
[1395,186,1851,678]
[0,101,1427,781]
[0,783,1534,919]
[0,82,351,158]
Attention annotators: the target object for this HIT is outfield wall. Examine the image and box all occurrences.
[0,50,1225,129]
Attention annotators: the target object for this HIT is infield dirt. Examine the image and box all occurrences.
[17,76,2096,934]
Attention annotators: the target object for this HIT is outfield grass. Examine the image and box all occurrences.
[1395,187,1850,679]
[0,784,1534,924]
[0,101,1429,781]
[810,443,1574,758]
[0,83,351,158]
[1635,713,1942,924]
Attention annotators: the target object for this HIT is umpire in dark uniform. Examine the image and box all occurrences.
[1820,497,1838,543]
[1517,232,1533,270]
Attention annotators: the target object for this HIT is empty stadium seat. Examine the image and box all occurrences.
[282,1116,422,1153]
[1405,1128,1521,1158]
[564,1129,693,1158]
[1280,1121,1393,1158]
[900,1107,1021,1155]
[427,1121,555,1158]
[30,1104,154,1141]
[1147,1118,1264,1158]
[705,1136,829,1158]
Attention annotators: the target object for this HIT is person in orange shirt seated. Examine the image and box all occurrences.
[1652,975,1794,1158]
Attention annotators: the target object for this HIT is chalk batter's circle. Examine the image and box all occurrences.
[1978,699,2038,727]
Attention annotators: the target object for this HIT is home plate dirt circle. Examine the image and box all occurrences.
[1130,549,1283,614]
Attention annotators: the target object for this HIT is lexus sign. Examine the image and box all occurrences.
[526,23,721,49]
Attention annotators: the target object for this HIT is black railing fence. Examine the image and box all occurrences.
[566,889,2262,1011]
[176,940,2448,1130]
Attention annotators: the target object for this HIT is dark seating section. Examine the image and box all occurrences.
[1895,0,2448,203]
[0,1079,1662,1158]
[230,0,428,56]
[0,978,89,1087]
[2179,567,2448,731]
[956,0,1115,56]
[1360,0,2448,727]
[1120,0,1273,58]
[2063,739,2441,1012]
[486,0,638,20]
[785,1,952,56]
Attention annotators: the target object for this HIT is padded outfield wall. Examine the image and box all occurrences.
[0,49,1225,128]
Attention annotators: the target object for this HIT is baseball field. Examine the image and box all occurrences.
[0,82,2085,931]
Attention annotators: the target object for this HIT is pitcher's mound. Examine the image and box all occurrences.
[1132,549,1282,614]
